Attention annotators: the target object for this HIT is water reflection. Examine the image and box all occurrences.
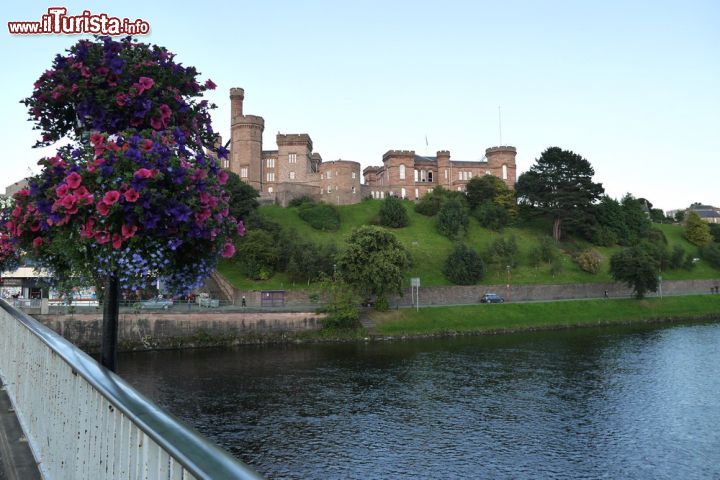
[120,322,720,479]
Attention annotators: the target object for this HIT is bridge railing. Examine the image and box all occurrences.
[0,298,263,480]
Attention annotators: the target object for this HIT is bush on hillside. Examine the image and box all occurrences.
[669,245,686,269]
[701,243,720,269]
[684,211,712,246]
[287,241,338,284]
[288,195,316,207]
[485,236,519,268]
[474,202,510,231]
[573,249,602,274]
[443,244,485,285]
[414,187,449,216]
[234,230,281,280]
[378,196,409,228]
[437,197,469,239]
[298,202,341,231]
[529,237,557,267]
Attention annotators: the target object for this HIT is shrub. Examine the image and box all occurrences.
[317,279,359,329]
[592,225,618,247]
[701,243,720,269]
[485,236,519,268]
[414,189,445,216]
[437,197,469,239]
[287,242,338,284]
[288,195,316,207]
[529,237,557,267]
[574,249,602,274]
[684,211,712,246]
[474,202,509,231]
[298,202,341,231]
[710,224,720,243]
[670,245,686,269]
[610,246,660,298]
[378,196,409,228]
[234,230,281,280]
[443,244,485,285]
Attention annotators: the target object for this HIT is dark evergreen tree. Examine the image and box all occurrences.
[378,195,409,228]
[443,244,485,285]
[436,197,469,239]
[610,246,660,298]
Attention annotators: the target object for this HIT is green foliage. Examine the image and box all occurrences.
[650,208,667,223]
[573,249,602,274]
[474,202,510,231]
[443,243,485,285]
[485,236,519,268]
[620,194,652,244]
[516,146,604,241]
[337,226,411,309]
[674,211,686,223]
[610,246,660,298]
[529,236,557,267]
[465,175,508,209]
[315,278,360,329]
[437,197,469,239]
[378,196,410,228]
[684,211,712,246]
[298,202,341,231]
[225,171,259,221]
[709,224,720,243]
[288,195,316,207]
[701,243,720,269]
[234,230,281,280]
[414,186,456,217]
[670,245,686,269]
[287,241,338,284]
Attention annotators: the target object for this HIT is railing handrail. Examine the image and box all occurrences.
[0,298,263,480]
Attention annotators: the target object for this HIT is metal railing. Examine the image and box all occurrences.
[0,298,263,480]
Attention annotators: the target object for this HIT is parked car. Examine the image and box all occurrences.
[480,293,505,304]
[137,297,173,310]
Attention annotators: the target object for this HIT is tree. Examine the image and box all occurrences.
[233,230,280,280]
[378,195,409,228]
[287,241,338,284]
[701,243,720,269]
[337,226,411,310]
[437,197,469,239]
[443,244,485,285]
[225,171,259,221]
[609,246,660,298]
[465,175,507,209]
[474,202,509,231]
[709,224,720,243]
[620,194,652,243]
[684,211,712,246]
[5,37,244,372]
[516,147,604,241]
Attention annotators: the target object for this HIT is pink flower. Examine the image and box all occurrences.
[55,184,69,197]
[121,224,138,239]
[59,195,76,210]
[80,218,96,238]
[134,168,153,179]
[237,221,246,237]
[102,191,120,205]
[116,93,129,106]
[135,76,154,95]
[141,139,153,151]
[124,189,139,203]
[32,237,43,249]
[11,207,22,218]
[150,116,164,130]
[221,241,236,258]
[90,133,104,147]
[204,79,217,90]
[218,170,229,185]
[112,234,123,250]
[96,202,110,216]
[66,172,82,189]
[95,230,110,245]
[30,222,40,232]
[159,104,172,119]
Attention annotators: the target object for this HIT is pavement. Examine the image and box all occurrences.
[0,380,40,480]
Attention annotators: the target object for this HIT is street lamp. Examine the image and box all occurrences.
[506,265,512,303]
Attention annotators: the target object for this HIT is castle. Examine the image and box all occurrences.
[226,88,517,206]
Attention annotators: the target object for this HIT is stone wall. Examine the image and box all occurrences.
[36,311,323,352]
[390,278,720,306]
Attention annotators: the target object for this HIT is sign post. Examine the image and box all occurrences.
[411,277,420,311]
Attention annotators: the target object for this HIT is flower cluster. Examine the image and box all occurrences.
[22,36,217,151]
[8,129,243,294]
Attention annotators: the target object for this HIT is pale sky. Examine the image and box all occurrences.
[2,1,718,212]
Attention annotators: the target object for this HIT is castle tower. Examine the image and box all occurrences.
[485,146,517,189]
[436,150,451,187]
[230,88,265,191]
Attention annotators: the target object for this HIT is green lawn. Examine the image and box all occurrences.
[218,200,719,289]
[371,295,720,336]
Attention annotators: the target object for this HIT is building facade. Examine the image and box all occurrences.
[226,88,516,205]
[226,88,362,206]
[362,147,517,200]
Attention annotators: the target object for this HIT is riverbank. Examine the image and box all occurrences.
[367,295,720,337]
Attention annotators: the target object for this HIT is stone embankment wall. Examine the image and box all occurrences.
[35,311,323,352]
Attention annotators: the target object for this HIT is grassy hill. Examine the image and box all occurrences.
[218,200,719,290]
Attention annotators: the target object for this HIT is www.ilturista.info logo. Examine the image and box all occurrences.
[8,7,150,35]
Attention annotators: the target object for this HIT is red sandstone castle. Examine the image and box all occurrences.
[226,88,517,206]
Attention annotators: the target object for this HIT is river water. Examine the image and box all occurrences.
[119,322,720,479]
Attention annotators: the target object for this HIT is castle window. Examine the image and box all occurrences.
[327,171,332,179]
[240,167,248,178]
[458,171,462,181]
[352,186,356,194]
[485,170,491,175]
[399,164,406,180]
[268,187,273,193]
[289,171,296,180]
[401,188,406,198]
[421,170,426,182]
[266,172,275,182]
[222,159,229,169]
[444,169,448,180]
[502,164,508,180]
[352,172,356,179]
[415,188,419,199]
[266,158,275,168]
[428,171,433,183]
[414,170,419,182]
[327,186,332,193]
[288,153,297,164]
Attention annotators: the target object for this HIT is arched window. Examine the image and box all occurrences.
[401,188,406,198]
[502,164,508,180]
[414,169,419,182]
[399,164,406,180]
[268,187,273,194]
[428,171,433,183]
